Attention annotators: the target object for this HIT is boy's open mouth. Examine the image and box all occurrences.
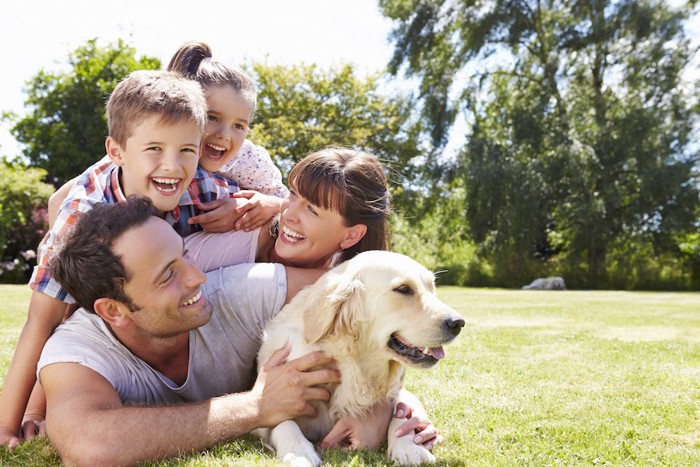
[152,177,181,194]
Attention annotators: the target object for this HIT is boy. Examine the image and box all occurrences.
[0,69,237,447]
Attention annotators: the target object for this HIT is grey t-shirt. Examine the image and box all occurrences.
[38,262,286,404]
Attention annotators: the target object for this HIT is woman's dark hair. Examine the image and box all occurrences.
[51,197,157,313]
[288,147,390,263]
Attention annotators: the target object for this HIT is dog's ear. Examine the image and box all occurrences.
[304,272,366,343]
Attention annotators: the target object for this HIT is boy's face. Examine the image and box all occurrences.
[107,115,201,215]
[199,85,254,173]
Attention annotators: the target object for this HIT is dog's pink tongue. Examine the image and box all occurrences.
[428,346,445,359]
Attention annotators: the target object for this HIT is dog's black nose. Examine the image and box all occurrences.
[443,317,465,336]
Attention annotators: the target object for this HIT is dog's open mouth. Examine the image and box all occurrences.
[388,333,445,366]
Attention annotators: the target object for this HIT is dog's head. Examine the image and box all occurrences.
[304,251,465,369]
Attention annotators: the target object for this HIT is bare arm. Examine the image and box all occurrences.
[48,177,78,228]
[42,347,340,465]
[0,292,67,447]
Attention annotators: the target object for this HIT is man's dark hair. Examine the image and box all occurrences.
[51,196,158,313]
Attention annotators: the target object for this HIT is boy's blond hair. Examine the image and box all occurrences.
[107,70,208,146]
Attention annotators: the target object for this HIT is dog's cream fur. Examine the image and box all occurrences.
[522,276,566,290]
[254,250,465,466]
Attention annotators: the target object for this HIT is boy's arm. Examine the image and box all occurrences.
[42,347,339,465]
[48,177,78,228]
[0,292,69,447]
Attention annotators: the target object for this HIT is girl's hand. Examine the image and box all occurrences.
[232,190,283,231]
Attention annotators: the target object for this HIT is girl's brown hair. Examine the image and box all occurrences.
[168,41,257,111]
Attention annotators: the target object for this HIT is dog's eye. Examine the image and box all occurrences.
[393,284,414,296]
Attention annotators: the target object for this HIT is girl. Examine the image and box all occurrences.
[168,41,289,233]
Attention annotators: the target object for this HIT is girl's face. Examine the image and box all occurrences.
[199,85,254,173]
[274,183,365,268]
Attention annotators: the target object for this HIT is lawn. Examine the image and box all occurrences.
[1,285,699,466]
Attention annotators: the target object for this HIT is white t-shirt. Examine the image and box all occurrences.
[184,228,261,273]
[38,262,286,404]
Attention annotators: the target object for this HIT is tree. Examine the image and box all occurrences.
[380,0,700,288]
[6,39,160,185]
[245,62,431,216]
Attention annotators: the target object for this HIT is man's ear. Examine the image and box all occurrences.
[340,224,367,250]
[105,136,125,167]
[94,297,133,328]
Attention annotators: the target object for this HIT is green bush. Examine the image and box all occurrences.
[0,162,53,283]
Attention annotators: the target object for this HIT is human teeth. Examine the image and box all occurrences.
[152,177,179,193]
[282,225,305,242]
[181,290,202,306]
[207,143,226,151]
[152,177,179,184]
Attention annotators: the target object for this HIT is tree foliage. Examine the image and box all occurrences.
[7,39,160,185]
[0,161,54,283]
[246,62,430,212]
[381,0,700,288]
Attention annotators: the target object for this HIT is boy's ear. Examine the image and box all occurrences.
[93,297,133,328]
[340,224,367,250]
[105,136,125,167]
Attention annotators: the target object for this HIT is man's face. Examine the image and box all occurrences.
[111,216,212,338]
[108,115,201,215]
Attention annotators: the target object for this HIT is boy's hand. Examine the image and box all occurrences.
[232,190,284,232]
[0,426,21,449]
[188,198,242,232]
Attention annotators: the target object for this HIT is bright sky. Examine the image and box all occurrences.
[0,0,395,158]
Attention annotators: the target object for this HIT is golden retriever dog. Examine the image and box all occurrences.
[254,250,465,466]
[522,276,566,290]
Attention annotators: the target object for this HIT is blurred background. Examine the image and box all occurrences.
[1,0,698,290]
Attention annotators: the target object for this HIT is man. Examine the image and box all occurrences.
[38,197,338,464]
[39,197,440,464]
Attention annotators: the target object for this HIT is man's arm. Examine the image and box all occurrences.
[42,347,339,465]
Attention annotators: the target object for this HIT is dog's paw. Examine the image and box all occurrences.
[388,434,436,465]
[279,444,322,467]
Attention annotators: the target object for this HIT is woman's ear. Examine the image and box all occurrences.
[94,298,133,328]
[340,224,368,250]
[105,137,125,167]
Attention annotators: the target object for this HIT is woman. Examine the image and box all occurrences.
[184,146,390,271]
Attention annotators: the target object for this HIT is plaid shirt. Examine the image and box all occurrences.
[29,159,238,303]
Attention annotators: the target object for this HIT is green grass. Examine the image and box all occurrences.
[1,285,699,466]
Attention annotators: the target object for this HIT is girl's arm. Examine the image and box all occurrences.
[0,292,67,447]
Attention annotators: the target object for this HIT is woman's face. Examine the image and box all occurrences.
[274,183,361,268]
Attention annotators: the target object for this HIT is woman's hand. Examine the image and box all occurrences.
[392,401,443,450]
